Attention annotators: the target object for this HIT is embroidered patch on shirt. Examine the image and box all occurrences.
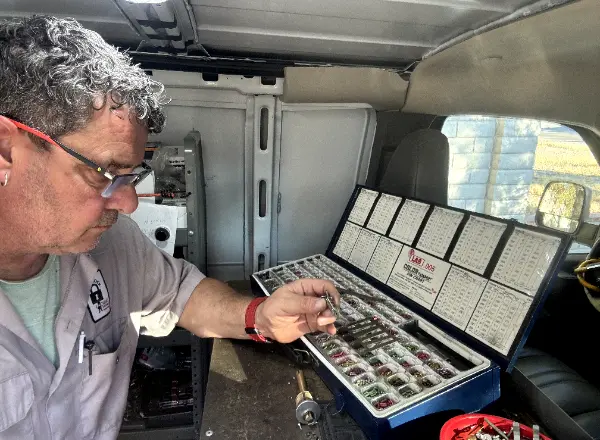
[87,269,111,322]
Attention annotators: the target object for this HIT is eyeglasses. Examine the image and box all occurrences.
[4,117,152,198]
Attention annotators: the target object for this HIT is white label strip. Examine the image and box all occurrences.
[333,222,362,260]
[348,188,379,226]
[466,281,533,355]
[432,266,488,330]
[366,194,402,235]
[492,228,562,296]
[366,237,404,283]
[450,216,507,275]
[416,207,464,258]
[389,200,430,245]
[348,229,381,270]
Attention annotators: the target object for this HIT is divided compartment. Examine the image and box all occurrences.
[386,372,413,388]
[371,392,401,411]
[329,346,351,361]
[397,382,423,399]
[287,263,311,279]
[384,345,409,363]
[336,355,362,370]
[415,349,432,362]
[393,330,413,345]
[342,361,372,378]
[351,372,378,389]
[256,269,284,293]
[407,365,435,380]
[321,338,348,352]
[397,355,422,369]
[301,260,330,280]
[261,278,282,293]
[375,363,400,378]
[402,340,422,354]
[279,265,299,284]
[366,353,390,369]
[357,347,385,359]
[361,383,391,400]
[419,374,442,389]
[436,363,459,379]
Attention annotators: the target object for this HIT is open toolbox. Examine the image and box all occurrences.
[251,186,571,439]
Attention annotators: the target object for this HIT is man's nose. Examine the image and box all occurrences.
[104,184,139,214]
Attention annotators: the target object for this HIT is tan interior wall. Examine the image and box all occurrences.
[282,66,408,110]
[403,0,600,134]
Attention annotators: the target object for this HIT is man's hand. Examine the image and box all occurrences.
[254,279,341,343]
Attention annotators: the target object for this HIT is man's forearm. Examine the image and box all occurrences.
[177,277,253,339]
[177,277,339,343]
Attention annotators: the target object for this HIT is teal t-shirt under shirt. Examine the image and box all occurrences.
[0,255,60,367]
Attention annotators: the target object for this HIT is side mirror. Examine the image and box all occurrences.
[535,181,591,234]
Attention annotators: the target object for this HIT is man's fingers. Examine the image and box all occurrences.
[320,308,334,318]
[280,294,328,316]
[325,323,337,335]
[317,315,336,326]
[285,279,340,305]
[297,317,337,336]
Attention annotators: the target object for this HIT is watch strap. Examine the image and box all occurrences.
[244,297,271,343]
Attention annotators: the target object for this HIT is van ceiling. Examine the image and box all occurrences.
[0,0,560,68]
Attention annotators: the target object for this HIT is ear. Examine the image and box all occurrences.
[0,116,19,169]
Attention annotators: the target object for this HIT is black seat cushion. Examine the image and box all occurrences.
[512,347,600,440]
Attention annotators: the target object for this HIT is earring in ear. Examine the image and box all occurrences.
[1,172,8,187]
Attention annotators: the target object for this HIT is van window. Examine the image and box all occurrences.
[442,116,600,253]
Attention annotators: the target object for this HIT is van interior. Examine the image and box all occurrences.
[1,1,600,439]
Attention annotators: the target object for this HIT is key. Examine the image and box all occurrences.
[84,340,95,375]
[322,290,340,319]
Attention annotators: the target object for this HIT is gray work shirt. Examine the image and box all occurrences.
[0,216,205,439]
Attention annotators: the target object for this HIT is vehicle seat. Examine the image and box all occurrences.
[512,346,600,440]
[377,128,449,204]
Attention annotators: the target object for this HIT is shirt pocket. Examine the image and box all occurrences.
[0,372,34,439]
[79,317,137,440]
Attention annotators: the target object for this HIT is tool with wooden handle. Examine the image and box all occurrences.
[295,369,320,425]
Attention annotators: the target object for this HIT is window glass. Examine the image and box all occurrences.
[442,116,599,253]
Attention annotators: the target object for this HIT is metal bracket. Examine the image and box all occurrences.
[251,96,277,273]
[183,131,207,274]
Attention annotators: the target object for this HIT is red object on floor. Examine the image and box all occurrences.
[440,414,552,440]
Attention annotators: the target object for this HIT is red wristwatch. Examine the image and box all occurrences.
[244,297,272,343]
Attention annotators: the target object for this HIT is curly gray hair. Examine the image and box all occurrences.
[0,15,166,139]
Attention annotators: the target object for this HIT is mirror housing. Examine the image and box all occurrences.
[535,181,591,234]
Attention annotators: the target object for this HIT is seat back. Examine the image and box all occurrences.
[378,129,449,204]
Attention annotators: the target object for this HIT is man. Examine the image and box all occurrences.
[0,15,339,439]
